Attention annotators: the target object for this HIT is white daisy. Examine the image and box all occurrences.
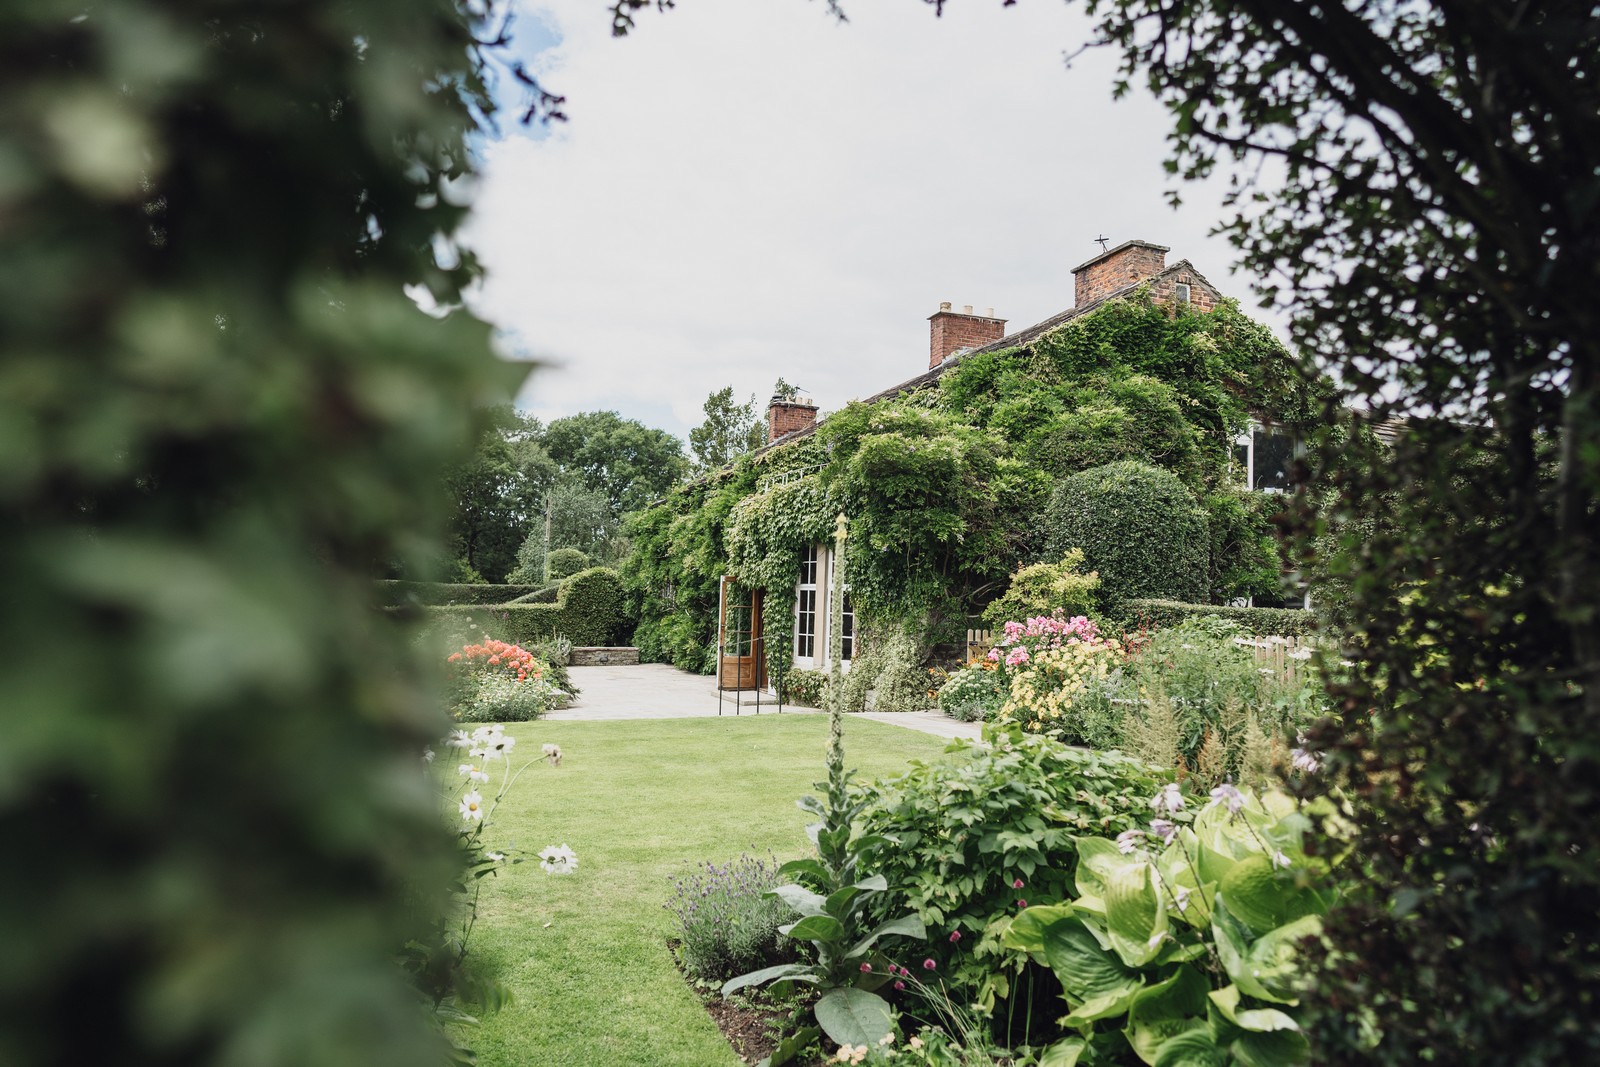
[458,763,490,784]
[459,790,485,823]
[538,843,578,875]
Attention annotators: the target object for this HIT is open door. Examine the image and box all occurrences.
[717,577,765,691]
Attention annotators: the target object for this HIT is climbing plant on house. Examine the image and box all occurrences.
[623,292,1316,690]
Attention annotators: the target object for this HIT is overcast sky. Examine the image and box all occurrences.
[463,0,1275,443]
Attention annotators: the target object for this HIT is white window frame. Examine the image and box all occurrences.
[794,545,820,668]
[793,544,854,672]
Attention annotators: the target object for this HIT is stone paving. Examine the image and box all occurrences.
[546,663,982,741]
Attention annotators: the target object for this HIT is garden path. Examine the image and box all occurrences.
[548,664,982,740]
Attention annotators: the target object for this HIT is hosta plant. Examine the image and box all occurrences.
[1000,783,1348,1065]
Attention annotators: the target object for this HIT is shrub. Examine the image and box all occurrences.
[545,547,590,581]
[444,639,567,722]
[1043,460,1209,604]
[1001,784,1349,1066]
[423,566,630,647]
[978,549,1102,631]
[934,665,1005,721]
[374,581,544,607]
[856,733,1165,1008]
[665,853,800,983]
[995,642,1127,745]
[781,668,829,708]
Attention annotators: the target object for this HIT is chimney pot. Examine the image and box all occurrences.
[985,308,994,318]
[927,302,1007,370]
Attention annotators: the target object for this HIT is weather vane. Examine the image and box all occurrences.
[1094,234,1110,253]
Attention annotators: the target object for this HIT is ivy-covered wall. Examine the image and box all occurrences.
[623,291,1317,686]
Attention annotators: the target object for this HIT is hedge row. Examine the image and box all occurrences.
[418,567,631,647]
[374,581,544,606]
[1120,598,1321,637]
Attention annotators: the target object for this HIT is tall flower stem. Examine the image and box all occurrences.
[821,512,850,876]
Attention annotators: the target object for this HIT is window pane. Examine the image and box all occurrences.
[1252,428,1295,491]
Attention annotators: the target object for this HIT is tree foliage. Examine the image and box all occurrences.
[539,410,688,517]
[0,1,540,1064]
[444,405,554,582]
[688,385,767,473]
[1033,0,1600,1060]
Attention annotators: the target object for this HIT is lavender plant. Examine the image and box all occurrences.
[665,853,798,982]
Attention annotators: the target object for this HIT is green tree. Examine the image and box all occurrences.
[1,1,541,1064]
[688,385,767,473]
[1018,1,1600,1061]
[507,472,620,583]
[540,410,688,516]
[444,405,556,581]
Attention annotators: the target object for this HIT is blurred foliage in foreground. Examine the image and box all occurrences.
[0,1,535,1063]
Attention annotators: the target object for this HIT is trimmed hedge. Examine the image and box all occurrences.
[422,567,630,647]
[509,585,562,604]
[546,547,590,581]
[374,581,542,607]
[1120,598,1320,637]
[1043,460,1209,604]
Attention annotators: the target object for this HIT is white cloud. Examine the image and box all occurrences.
[464,0,1267,441]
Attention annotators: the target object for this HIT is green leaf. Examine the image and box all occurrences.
[1037,1037,1088,1067]
[1244,913,1322,1003]
[1105,860,1169,968]
[1125,965,1209,1065]
[824,885,864,920]
[1210,898,1280,1004]
[771,883,827,918]
[1218,854,1318,937]
[760,1025,821,1067]
[722,963,819,998]
[852,873,889,892]
[1232,1028,1310,1067]
[1001,903,1077,955]
[777,858,830,885]
[1042,916,1137,1001]
[1152,1028,1226,1067]
[783,915,846,943]
[1208,984,1300,1033]
[847,913,926,958]
[1073,835,1127,899]
[813,987,894,1048]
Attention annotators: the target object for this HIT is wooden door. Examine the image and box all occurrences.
[718,577,765,690]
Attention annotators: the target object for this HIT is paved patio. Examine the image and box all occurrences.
[546,663,982,740]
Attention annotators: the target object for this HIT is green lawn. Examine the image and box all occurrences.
[463,715,952,1067]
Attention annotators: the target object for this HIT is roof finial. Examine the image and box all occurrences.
[1094,234,1110,253]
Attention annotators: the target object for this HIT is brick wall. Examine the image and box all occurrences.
[927,303,1007,368]
[1072,240,1170,307]
[1147,270,1221,314]
[768,399,818,443]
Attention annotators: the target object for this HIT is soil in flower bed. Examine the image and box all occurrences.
[668,940,825,1066]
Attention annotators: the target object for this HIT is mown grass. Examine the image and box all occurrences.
[462,715,952,1067]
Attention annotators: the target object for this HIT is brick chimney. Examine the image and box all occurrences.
[767,391,818,443]
[927,303,1006,369]
[1071,240,1169,307]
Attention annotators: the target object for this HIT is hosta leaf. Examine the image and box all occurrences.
[814,987,894,1048]
[1208,984,1300,1033]
[1061,983,1144,1025]
[1210,897,1283,1004]
[1151,1028,1226,1067]
[1002,903,1076,955]
[1125,965,1209,1065]
[1231,1028,1311,1067]
[1037,1037,1088,1067]
[1105,861,1168,968]
[1245,913,1321,1002]
[1042,916,1136,1001]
